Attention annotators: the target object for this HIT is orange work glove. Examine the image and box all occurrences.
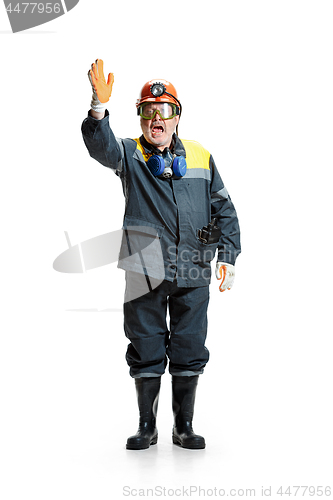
[215,262,235,292]
[88,59,114,113]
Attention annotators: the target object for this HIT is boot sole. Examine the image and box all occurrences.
[126,435,158,450]
[172,435,206,449]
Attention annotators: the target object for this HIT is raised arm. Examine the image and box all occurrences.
[82,60,124,174]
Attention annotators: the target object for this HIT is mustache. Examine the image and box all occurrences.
[151,121,165,129]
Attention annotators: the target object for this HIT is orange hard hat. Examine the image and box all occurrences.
[136,79,180,108]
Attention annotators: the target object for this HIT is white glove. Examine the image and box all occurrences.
[90,88,106,113]
[215,262,235,292]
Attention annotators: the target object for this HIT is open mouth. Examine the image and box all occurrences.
[151,125,164,137]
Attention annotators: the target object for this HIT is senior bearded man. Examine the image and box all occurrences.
[81,60,241,450]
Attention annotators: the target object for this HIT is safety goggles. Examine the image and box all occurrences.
[138,102,179,120]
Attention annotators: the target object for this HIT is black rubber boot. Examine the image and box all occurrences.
[126,376,161,450]
[172,375,206,449]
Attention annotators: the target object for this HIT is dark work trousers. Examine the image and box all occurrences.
[123,272,210,378]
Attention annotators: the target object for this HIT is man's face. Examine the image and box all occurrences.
[140,102,179,150]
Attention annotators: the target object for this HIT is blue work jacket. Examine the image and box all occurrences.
[81,110,241,288]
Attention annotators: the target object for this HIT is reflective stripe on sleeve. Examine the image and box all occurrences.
[211,186,229,202]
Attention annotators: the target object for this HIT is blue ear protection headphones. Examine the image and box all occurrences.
[147,149,187,179]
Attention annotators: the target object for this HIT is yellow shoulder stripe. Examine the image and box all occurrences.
[180,139,211,170]
[134,138,151,162]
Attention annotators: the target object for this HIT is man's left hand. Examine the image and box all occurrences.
[215,262,235,292]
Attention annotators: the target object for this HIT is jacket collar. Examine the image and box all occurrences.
[139,134,186,157]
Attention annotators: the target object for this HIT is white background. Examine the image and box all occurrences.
[1,1,332,498]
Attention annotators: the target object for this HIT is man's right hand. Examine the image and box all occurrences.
[88,59,114,115]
